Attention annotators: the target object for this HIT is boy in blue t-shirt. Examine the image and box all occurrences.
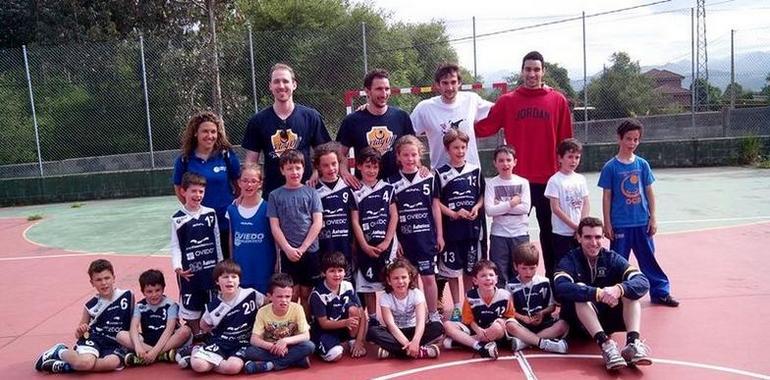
[598,120,678,307]
[313,142,356,278]
[34,259,133,373]
[122,269,192,366]
[309,252,367,361]
[171,172,224,335]
[268,149,324,313]
[227,163,276,294]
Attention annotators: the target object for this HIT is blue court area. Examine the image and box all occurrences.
[1,166,769,255]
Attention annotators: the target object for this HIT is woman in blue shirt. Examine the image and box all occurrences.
[173,111,241,259]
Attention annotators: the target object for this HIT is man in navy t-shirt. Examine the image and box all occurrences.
[337,69,415,187]
[242,63,331,197]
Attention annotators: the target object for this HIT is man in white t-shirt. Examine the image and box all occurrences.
[410,64,493,168]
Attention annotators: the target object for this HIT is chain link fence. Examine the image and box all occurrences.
[2,11,769,179]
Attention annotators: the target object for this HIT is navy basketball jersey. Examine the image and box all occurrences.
[435,163,484,241]
[172,206,223,291]
[309,280,360,328]
[136,296,178,345]
[463,287,513,329]
[85,288,134,341]
[316,180,356,260]
[353,180,397,282]
[388,171,439,256]
[505,275,555,317]
[203,288,265,346]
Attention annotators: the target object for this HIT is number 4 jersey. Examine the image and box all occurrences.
[353,180,397,285]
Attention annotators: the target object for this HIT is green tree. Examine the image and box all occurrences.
[585,52,660,119]
[690,78,722,111]
[760,73,770,99]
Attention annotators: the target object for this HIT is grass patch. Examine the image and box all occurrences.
[757,158,770,169]
[27,214,44,221]
[70,202,85,208]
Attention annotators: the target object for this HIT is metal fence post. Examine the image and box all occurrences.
[362,22,368,74]
[248,24,258,114]
[472,16,477,80]
[691,8,695,129]
[139,36,155,169]
[22,45,44,177]
[730,29,735,109]
[582,11,588,142]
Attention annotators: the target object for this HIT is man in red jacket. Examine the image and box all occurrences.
[475,51,573,281]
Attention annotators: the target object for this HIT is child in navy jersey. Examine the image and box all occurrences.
[435,129,485,322]
[122,269,192,366]
[442,260,512,359]
[170,172,224,335]
[388,135,444,323]
[351,147,398,326]
[309,252,367,361]
[505,243,569,353]
[313,142,356,278]
[185,260,265,374]
[34,259,133,373]
[226,163,275,294]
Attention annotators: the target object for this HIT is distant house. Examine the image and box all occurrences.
[643,69,692,108]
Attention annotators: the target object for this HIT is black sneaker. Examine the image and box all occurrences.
[652,295,680,307]
[35,343,66,371]
[475,342,498,359]
[40,360,73,373]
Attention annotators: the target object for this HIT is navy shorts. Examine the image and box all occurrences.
[312,329,353,356]
[178,287,216,320]
[405,246,438,276]
[75,335,127,361]
[280,250,322,287]
[439,239,481,277]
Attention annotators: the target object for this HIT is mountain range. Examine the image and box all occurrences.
[480,51,770,92]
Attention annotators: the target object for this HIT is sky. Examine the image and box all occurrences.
[358,0,770,85]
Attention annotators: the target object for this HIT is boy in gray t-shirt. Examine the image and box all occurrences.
[268,149,323,313]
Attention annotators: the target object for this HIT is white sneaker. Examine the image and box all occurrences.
[429,311,443,323]
[539,338,568,354]
[511,337,530,352]
[621,339,652,366]
[601,340,627,370]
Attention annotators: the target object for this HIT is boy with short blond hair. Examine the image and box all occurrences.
[545,137,590,279]
[505,243,569,353]
[242,273,315,373]
[599,120,678,307]
[435,129,485,321]
[120,269,192,366]
[268,149,324,312]
[34,259,133,373]
[171,172,224,335]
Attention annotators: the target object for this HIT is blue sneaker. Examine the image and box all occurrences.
[244,361,274,374]
[450,307,462,322]
[35,343,67,371]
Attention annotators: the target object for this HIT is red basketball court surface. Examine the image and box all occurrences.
[1,167,769,379]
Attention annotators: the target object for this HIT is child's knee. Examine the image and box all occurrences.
[71,354,97,371]
[347,306,362,318]
[190,358,213,373]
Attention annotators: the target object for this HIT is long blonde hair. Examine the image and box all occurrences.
[180,111,233,157]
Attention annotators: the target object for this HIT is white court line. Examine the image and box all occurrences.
[515,351,538,380]
[659,216,770,224]
[372,354,770,380]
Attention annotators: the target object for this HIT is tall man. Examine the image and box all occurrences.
[475,51,573,281]
[411,63,492,168]
[242,63,331,197]
[337,69,415,187]
[554,217,652,371]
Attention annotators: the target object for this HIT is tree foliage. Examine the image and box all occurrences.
[0,0,466,165]
[585,52,660,119]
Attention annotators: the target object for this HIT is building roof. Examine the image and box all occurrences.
[654,85,691,95]
[644,68,685,80]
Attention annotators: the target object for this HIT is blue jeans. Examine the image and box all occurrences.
[241,341,315,371]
